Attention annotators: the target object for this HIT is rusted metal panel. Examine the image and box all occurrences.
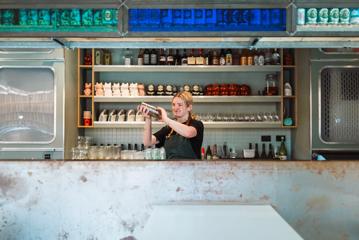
[0,161,358,240]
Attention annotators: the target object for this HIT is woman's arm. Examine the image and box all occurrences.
[143,117,158,147]
[157,107,197,138]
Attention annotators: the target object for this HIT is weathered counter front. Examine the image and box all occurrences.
[0,160,358,240]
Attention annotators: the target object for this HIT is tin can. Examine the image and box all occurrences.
[329,8,339,24]
[350,8,359,24]
[306,8,317,24]
[339,8,350,24]
[318,8,329,24]
[297,8,305,25]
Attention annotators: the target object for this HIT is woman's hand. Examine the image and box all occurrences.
[137,104,151,119]
[157,107,168,123]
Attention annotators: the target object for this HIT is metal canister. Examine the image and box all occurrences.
[306,8,317,24]
[297,8,305,25]
[329,8,340,24]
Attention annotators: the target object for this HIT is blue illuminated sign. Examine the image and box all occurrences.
[129,8,286,32]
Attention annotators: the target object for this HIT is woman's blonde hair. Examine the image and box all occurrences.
[172,91,193,107]
[172,91,196,120]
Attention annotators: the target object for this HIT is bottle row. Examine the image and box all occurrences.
[0,9,118,27]
[85,81,287,97]
[89,48,284,66]
[202,139,287,160]
[297,8,359,25]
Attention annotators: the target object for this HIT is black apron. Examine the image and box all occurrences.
[164,133,197,159]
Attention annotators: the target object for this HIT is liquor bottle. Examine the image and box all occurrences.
[196,48,205,65]
[225,49,233,65]
[143,49,150,65]
[267,143,274,159]
[205,49,211,65]
[219,49,226,65]
[201,147,205,160]
[223,142,228,158]
[212,144,219,160]
[167,49,175,65]
[137,49,144,65]
[124,48,132,65]
[260,143,267,159]
[159,49,167,65]
[181,49,188,65]
[128,143,133,150]
[205,145,212,160]
[212,50,219,65]
[187,49,196,65]
[150,49,158,65]
[174,49,181,66]
[134,143,139,151]
[278,137,288,160]
[141,144,145,151]
[249,143,252,149]
[271,48,280,65]
[254,143,259,159]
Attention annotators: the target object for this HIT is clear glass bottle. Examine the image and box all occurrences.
[124,48,132,65]
[278,137,288,160]
[150,49,158,65]
[137,49,144,65]
[205,145,212,160]
[143,49,150,65]
[225,49,232,65]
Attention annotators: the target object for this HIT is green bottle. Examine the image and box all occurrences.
[278,137,288,160]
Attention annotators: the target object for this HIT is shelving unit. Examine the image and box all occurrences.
[77,48,297,129]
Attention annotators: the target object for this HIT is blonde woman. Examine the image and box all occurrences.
[138,91,204,159]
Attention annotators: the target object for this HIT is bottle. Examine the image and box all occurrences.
[187,49,196,65]
[254,143,259,159]
[212,50,219,65]
[201,147,205,160]
[174,49,181,66]
[222,142,228,158]
[205,49,211,65]
[137,49,144,65]
[260,143,267,159]
[196,48,205,65]
[212,144,219,160]
[124,48,132,65]
[219,49,226,65]
[247,49,254,66]
[284,82,293,96]
[166,49,174,65]
[134,143,139,151]
[278,137,288,160]
[159,49,167,65]
[271,48,280,65]
[128,143,133,150]
[150,49,158,65]
[181,49,188,65]
[239,49,248,65]
[205,145,212,160]
[143,49,150,65]
[225,49,232,65]
[267,143,274,159]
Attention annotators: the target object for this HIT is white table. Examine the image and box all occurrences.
[138,204,303,240]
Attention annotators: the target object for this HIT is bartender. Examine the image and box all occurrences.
[138,91,204,159]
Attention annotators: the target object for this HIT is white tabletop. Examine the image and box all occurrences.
[138,204,303,240]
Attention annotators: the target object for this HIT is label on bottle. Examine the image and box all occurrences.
[225,54,232,65]
[143,54,150,65]
[220,57,226,65]
[329,8,340,24]
[150,53,157,65]
[124,57,131,65]
[279,155,287,160]
[196,56,205,65]
[138,57,143,65]
[284,82,293,96]
[297,8,305,25]
[187,56,196,65]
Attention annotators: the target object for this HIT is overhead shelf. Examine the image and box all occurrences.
[93,65,281,72]
[94,95,281,103]
[94,121,282,129]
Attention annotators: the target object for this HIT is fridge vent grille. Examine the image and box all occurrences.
[320,68,359,143]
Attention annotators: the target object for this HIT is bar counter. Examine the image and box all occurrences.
[0,160,358,240]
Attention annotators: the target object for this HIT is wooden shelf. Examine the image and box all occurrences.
[94,121,282,129]
[79,65,92,68]
[79,95,92,98]
[93,65,281,73]
[94,95,281,103]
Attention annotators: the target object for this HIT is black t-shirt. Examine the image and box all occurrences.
[153,119,204,159]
